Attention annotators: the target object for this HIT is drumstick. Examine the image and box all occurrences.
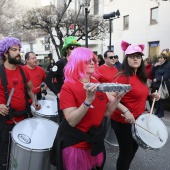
[149,90,158,116]
[135,122,163,142]
[6,78,19,107]
[32,87,38,107]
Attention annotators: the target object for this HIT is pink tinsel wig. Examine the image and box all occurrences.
[64,47,98,83]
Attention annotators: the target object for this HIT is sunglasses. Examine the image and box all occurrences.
[69,46,77,50]
[128,54,142,59]
[107,56,117,59]
[86,57,98,65]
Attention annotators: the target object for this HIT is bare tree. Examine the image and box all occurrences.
[17,3,108,58]
[0,0,37,44]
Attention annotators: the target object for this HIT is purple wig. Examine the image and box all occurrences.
[64,47,98,83]
[0,37,22,59]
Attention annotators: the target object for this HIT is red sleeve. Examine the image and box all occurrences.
[60,83,77,110]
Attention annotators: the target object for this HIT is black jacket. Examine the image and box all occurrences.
[50,119,106,170]
[152,60,170,89]
[45,58,67,95]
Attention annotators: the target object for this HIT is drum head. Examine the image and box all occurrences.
[31,100,58,116]
[135,114,168,149]
[11,118,58,150]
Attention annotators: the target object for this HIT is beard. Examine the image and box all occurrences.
[8,53,21,64]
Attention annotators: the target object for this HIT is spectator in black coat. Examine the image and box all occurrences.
[152,54,170,118]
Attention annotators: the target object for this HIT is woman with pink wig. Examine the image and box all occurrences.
[109,41,159,170]
[50,47,125,170]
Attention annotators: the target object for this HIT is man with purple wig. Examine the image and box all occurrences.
[0,37,40,170]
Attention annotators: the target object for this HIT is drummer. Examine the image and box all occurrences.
[23,51,47,101]
[109,41,160,170]
[0,37,41,170]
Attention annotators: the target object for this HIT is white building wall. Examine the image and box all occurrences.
[99,0,170,62]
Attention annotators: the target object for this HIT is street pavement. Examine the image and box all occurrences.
[46,89,170,170]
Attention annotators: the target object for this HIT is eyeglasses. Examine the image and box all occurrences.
[86,57,98,65]
[128,54,142,59]
[69,46,77,50]
[107,56,115,59]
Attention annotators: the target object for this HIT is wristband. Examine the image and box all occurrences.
[83,100,91,107]
[123,109,129,115]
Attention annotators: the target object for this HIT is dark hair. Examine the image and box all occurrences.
[159,53,168,60]
[2,54,6,62]
[104,50,114,58]
[116,55,147,84]
[144,57,152,64]
[25,52,35,60]
[97,54,105,66]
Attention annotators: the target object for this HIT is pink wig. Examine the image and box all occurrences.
[64,47,98,83]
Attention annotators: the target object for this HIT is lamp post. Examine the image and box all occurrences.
[103,10,120,50]
[80,0,91,47]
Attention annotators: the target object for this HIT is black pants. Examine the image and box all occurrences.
[111,119,138,170]
[0,122,14,170]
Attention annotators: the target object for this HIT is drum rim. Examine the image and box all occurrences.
[32,111,58,117]
[11,138,52,152]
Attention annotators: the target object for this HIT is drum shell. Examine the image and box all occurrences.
[9,141,51,170]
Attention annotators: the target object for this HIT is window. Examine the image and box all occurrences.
[123,15,129,30]
[149,41,159,58]
[94,0,99,15]
[150,7,158,25]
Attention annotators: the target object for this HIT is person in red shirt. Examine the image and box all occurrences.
[0,37,41,170]
[23,52,47,100]
[94,50,118,83]
[50,47,125,170]
[109,41,159,170]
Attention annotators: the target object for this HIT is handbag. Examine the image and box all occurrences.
[158,76,169,99]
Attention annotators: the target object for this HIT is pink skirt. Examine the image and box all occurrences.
[62,146,104,170]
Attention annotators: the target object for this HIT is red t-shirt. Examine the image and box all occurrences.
[110,75,149,123]
[60,77,109,148]
[23,65,46,93]
[0,66,30,111]
[94,64,118,83]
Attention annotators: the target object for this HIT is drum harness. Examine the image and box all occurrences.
[0,64,31,124]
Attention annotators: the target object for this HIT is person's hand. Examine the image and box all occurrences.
[151,91,160,101]
[84,83,98,105]
[154,62,160,67]
[0,104,9,116]
[32,102,41,111]
[153,78,157,82]
[121,111,135,124]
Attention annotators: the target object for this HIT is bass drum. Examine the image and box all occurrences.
[31,100,58,123]
[132,113,168,150]
[9,118,58,170]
